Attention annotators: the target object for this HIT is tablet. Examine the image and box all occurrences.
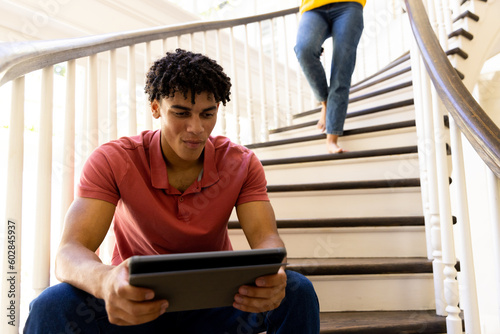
[129,247,286,312]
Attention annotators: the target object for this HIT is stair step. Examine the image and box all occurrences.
[349,81,413,105]
[229,225,427,258]
[289,99,414,127]
[251,119,416,149]
[288,258,436,312]
[267,178,420,192]
[350,52,410,90]
[266,186,423,219]
[271,101,415,139]
[263,153,420,184]
[319,310,448,333]
[350,66,411,95]
[308,272,435,312]
[251,120,417,159]
[286,257,432,276]
[260,145,418,166]
[228,216,425,229]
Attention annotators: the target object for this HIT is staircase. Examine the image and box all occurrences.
[229,53,457,333]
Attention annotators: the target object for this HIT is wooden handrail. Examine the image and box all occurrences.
[0,7,299,88]
[404,0,500,178]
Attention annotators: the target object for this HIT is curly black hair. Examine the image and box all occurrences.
[144,48,231,106]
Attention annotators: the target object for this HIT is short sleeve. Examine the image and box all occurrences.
[236,152,269,206]
[77,146,122,205]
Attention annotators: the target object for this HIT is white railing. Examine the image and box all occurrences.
[406,0,500,333]
[0,0,499,333]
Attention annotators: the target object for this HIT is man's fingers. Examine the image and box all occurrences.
[107,299,169,326]
[117,284,156,302]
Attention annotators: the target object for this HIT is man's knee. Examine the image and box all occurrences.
[26,283,105,333]
[285,270,318,306]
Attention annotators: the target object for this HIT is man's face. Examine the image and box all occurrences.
[152,91,219,166]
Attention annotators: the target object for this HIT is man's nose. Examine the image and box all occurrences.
[187,116,204,134]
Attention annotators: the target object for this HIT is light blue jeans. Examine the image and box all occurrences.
[23,270,319,334]
[294,2,364,135]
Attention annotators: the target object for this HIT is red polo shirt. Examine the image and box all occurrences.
[77,130,269,265]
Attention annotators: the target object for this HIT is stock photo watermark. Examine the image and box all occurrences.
[4,220,18,327]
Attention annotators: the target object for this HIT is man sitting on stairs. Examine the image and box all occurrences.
[24,49,320,334]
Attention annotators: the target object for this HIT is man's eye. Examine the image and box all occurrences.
[204,113,214,118]
[175,112,189,117]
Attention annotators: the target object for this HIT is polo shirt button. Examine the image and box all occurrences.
[179,197,184,202]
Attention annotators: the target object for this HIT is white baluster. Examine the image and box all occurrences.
[270,19,280,130]
[1,76,25,334]
[428,1,463,332]
[163,38,168,54]
[422,0,447,318]
[409,45,433,260]
[216,29,227,137]
[295,12,305,116]
[108,49,118,141]
[87,54,99,151]
[432,95,462,334]
[60,60,76,235]
[202,31,207,55]
[281,16,292,125]
[144,42,153,130]
[258,21,269,143]
[128,45,137,136]
[33,66,54,297]
[243,24,254,144]
[421,60,447,317]
[487,169,500,331]
[368,1,380,71]
[449,115,481,334]
[229,27,240,144]
[439,0,481,330]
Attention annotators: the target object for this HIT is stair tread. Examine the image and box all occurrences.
[280,99,414,131]
[267,178,420,192]
[248,119,416,150]
[287,257,432,275]
[228,216,424,229]
[319,310,447,333]
[260,146,418,166]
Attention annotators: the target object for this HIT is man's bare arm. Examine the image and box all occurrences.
[234,201,287,313]
[55,197,168,326]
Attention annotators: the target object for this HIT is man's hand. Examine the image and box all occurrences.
[101,260,169,326]
[233,266,287,313]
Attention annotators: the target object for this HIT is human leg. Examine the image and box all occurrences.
[23,283,177,333]
[265,270,320,333]
[325,3,364,139]
[318,101,327,132]
[294,10,330,108]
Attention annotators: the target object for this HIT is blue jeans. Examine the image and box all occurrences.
[294,2,364,135]
[24,270,319,334]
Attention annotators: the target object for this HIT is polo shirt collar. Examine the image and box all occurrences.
[150,131,219,191]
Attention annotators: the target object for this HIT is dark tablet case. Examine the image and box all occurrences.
[128,247,286,312]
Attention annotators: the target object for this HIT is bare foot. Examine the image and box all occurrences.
[316,101,327,132]
[326,134,345,154]
[327,142,344,153]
